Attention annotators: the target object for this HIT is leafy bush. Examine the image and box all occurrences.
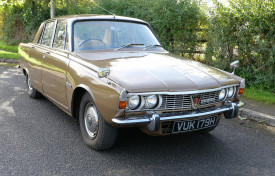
[0,0,204,57]
[93,0,204,56]
[0,0,273,92]
[205,0,275,92]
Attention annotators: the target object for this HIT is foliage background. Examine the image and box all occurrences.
[0,0,274,92]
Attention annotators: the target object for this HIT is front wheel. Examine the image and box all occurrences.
[79,92,118,150]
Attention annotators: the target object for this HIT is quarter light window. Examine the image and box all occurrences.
[53,21,66,49]
[41,22,55,47]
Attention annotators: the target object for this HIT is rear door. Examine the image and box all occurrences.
[41,20,70,109]
[27,23,46,92]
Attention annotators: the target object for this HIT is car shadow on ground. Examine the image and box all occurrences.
[110,127,229,155]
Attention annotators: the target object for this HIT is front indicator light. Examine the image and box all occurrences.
[119,101,127,109]
[238,88,244,95]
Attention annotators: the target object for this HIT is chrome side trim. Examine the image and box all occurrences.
[66,82,72,88]
[128,84,239,96]
[112,105,233,125]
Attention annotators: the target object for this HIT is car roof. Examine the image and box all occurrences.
[48,14,147,24]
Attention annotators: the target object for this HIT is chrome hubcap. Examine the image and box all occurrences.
[84,103,99,139]
[27,76,33,91]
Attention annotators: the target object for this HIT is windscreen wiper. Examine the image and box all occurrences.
[143,44,163,50]
[114,43,144,50]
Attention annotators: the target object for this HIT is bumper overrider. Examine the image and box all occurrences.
[112,101,245,132]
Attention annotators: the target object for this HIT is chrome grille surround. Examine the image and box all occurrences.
[159,90,220,110]
[124,84,239,112]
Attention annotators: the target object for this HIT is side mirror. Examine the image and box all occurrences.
[98,68,110,78]
[58,31,65,40]
[230,60,239,74]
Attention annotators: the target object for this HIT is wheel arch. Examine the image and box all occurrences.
[22,67,29,76]
[71,84,95,120]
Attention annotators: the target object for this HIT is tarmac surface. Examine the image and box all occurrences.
[1,66,275,176]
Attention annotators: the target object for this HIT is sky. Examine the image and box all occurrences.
[207,0,230,7]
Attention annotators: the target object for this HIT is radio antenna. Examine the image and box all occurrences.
[91,0,116,18]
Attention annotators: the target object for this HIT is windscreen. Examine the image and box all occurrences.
[73,21,160,51]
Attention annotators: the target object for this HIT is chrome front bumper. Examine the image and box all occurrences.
[112,101,245,132]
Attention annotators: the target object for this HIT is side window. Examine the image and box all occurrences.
[37,23,45,44]
[53,21,66,49]
[37,31,43,44]
[41,22,55,47]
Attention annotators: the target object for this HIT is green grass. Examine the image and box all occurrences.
[0,40,18,52]
[243,87,275,104]
[0,50,18,59]
[0,62,18,67]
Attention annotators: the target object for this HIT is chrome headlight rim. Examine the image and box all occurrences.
[127,95,141,110]
[145,95,159,109]
[227,86,236,99]
[219,88,227,101]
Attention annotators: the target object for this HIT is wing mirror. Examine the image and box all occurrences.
[98,68,110,78]
[58,31,65,40]
[230,60,239,74]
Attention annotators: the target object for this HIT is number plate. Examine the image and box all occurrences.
[172,116,218,133]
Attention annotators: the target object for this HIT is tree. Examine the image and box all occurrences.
[50,0,55,18]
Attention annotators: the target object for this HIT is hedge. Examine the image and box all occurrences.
[0,0,274,92]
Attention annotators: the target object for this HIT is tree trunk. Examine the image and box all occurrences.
[50,0,55,19]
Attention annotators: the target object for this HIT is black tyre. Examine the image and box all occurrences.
[79,92,118,150]
[26,74,41,99]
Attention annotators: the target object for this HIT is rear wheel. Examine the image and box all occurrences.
[79,92,118,150]
[26,74,41,99]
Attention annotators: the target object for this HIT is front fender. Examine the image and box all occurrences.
[66,59,123,124]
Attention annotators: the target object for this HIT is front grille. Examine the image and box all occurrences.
[159,95,191,110]
[158,90,220,111]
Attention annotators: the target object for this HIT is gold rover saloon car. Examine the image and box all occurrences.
[19,15,245,150]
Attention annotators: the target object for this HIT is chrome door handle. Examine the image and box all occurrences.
[43,51,50,59]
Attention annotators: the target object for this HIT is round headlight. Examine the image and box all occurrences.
[145,95,158,109]
[128,95,141,110]
[227,87,235,98]
[219,88,226,100]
